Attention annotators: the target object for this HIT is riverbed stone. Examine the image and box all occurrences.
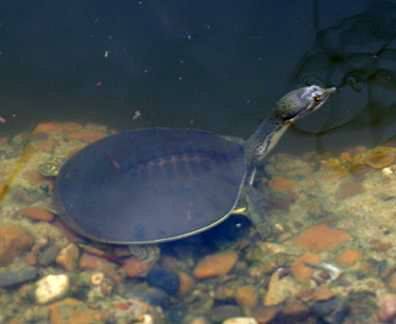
[0,224,34,266]
[19,207,54,222]
[193,251,238,279]
[56,243,79,272]
[35,274,69,304]
[0,265,38,288]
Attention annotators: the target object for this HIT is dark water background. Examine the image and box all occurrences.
[0,0,395,153]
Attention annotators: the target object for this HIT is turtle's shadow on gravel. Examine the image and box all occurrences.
[160,214,252,259]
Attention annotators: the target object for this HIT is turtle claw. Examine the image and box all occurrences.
[127,244,160,262]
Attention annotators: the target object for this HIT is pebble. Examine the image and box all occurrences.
[282,300,309,319]
[35,274,69,304]
[19,207,54,222]
[235,286,257,310]
[291,252,320,282]
[267,153,313,177]
[147,266,180,295]
[23,170,46,186]
[0,266,38,288]
[37,244,60,266]
[312,286,335,301]
[79,253,117,276]
[311,296,348,323]
[49,298,106,323]
[365,147,395,169]
[336,249,361,267]
[209,305,242,323]
[178,271,194,295]
[121,256,155,278]
[253,305,279,323]
[193,251,238,279]
[377,293,396,322]
[335,179,365,199]
[264,271,301,305]
[56,243,80,272]
[190,317,209,324]
[268,176,296,194]
[293,224,351,252]
[0,224,34,266]
[223,317,257,324]
[387,272,396,290]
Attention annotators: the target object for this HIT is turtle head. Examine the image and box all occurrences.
[275,85,336,123]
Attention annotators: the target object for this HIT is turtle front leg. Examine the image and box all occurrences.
[243,185,274,240]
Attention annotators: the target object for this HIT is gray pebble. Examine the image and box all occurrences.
[38,244,60,266]
[0,266,38,288]
[209,305,242,323]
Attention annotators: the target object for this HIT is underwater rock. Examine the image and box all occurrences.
[35,274,69,304]
[189,317,209,324]
[264,271,301,305]
[267,153,313,178]
[178,271,194,295]
[121,255,156,278]
[49,298,106,323]
[387,272,396,290]
[253,305,279,323]
[365,147,395,169]
[311,296,349,323]
[56,243,80,272]
[19,207,54,222]
[23,170,46,186]
[336,249,361,267]
[215,285,235,301]
[79,253,117,276]
[37,244,60,266]
[146,266,180,295]
[222,317,257,324]
[110,296,164,323]
[235,286,258,310]
[335,179,365,199]
[281,300,309,321]
[293,224,351,252]
[312,286,336,301]
[291,252,320,282]
[193,251,238,279]
[268,176,297,194]
[209,305,242,323]
[377,293,396,322]
[0,265,38,288]
[0,224,34,266]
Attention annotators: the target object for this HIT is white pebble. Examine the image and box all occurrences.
[382,167,393,177]
[141,314,154,324]
[35,274,69,304]
[223,317,258,324]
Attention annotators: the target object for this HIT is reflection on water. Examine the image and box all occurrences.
[290,0,396,152]
[1,0,396,323]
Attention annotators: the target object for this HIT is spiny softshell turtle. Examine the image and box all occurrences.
[55,85,335,246]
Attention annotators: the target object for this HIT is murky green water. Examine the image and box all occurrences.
[1,0,396,323]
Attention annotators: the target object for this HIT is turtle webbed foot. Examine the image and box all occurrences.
[127,244,160,262]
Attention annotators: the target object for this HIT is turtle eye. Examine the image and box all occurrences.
[314,95,322,102]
